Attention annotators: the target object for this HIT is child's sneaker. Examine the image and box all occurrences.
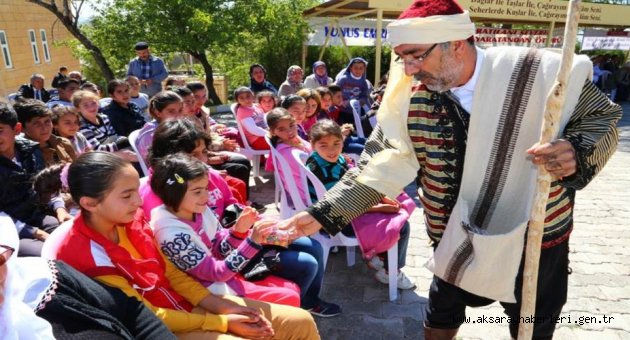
[374,268,416,290]
[366,256,384,271]
[306,300,342,318]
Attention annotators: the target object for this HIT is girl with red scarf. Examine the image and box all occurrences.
[54,151,319,339]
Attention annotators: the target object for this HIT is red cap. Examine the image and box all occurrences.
[398,0,465,19]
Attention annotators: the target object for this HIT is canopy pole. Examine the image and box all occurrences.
[546,21,556,47]
[335,20,353,61]
[319,19,334,61]
[375,9,384,85]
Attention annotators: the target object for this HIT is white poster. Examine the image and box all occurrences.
[307,18,392,47]
[474,28,563,48]
[581,36,630,51]
[308,18,564,48]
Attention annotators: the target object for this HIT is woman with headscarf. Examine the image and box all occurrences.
[248,64,278,95]
[278,65,304,99]
[304,61,333,89]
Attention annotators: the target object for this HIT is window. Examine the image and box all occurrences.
[40,29,50,62]
[28,29,40,64]
[0,31,12,68]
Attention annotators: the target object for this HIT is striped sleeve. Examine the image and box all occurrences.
[306,125,388,235]
[561,80,622,190]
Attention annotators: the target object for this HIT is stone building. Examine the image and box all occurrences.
[0,0,81,98]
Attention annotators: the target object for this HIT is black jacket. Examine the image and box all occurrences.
[16,84,51,102]
[0,137,47,232]
[102,101,146,137]
[51,73,67,88]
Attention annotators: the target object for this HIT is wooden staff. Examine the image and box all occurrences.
[518,1,582,339]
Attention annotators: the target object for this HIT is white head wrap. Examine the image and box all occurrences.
[387,11,476,47]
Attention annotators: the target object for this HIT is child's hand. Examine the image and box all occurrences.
[56,208,72,222]
[33,229,50,241]
[233,207,258,233]
[207,154,228,165]
[341,123,354,137]
[250,219,277,245]
[226,313,274,339]
[222,139,238,151]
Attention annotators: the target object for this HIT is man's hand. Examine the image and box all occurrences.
[278,211,323,241]
[527,139,576,180]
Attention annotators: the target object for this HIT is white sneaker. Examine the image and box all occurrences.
[366,256,384,271]
[374,269,416,290]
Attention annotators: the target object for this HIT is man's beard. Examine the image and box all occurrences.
[413,52,463,92]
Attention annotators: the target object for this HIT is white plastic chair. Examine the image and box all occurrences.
[289,149,399,301]
[265,135,308,219]
[7,93,18,103]
[231,103,268,178]
[128,129,149,176]
[41,220,73,260]
[349,99,366,138]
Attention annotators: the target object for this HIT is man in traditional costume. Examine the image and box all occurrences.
[284,0,622,339]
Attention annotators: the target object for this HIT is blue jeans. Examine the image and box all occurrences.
[343,135,366,155]
[274,237,324,309]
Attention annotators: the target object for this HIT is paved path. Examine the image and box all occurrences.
[247,103,630,339]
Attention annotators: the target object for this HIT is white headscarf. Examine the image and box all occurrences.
[387,11,475,46]
[0,213,54,340]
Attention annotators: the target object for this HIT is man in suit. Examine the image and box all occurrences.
[16,74,51,102]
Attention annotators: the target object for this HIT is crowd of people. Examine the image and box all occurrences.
[2,0,626,338]
[1,34,400,339]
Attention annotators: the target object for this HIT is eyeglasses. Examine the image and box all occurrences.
[394,44,438,66]
[0,245,15,266]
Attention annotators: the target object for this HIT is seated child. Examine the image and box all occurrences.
[51,106,92,155]
[126,75,151,120]
[280,95,308,140]
[306,120,415,290]
[315,87,333,121]
[234,86,269,150]
[141,119,246,217]
[101,79,146,137]
[326,85,344,124]
[54,151,319,339]
[14,100,76,166]
[72,90,137,163]
[178,85,252,203]
[265,108,312,206]
[149,153,301,307]
[142,121,339,317]
[256,90,278,114]
[334,57,373,113]
[134,90,184,162]
[0,103,60,257]
[296,88,321,134]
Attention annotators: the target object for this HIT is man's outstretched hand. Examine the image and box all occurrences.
[277,211,323,241]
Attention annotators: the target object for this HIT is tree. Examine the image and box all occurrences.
[94,0,243,104]
[28,0,115,81]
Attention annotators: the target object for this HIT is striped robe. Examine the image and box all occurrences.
[307,80,621,248]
